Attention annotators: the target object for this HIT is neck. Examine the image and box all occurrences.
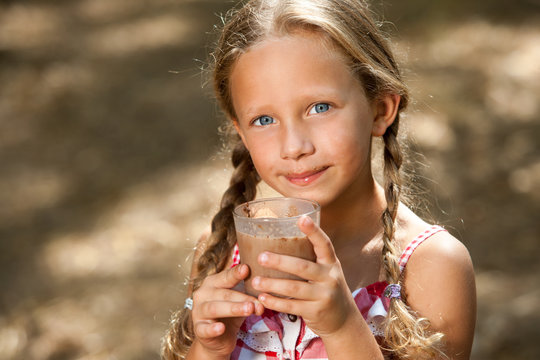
[320,176,387,250]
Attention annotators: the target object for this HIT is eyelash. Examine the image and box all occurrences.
[252,115,275,126]
[250,102,331,126]
[308,103,331,114]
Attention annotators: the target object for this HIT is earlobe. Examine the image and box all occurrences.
[371,94,401,137]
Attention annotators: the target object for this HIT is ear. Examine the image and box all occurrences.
[232,119,249,150]
[371,94,401,137]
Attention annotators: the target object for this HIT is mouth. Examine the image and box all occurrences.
[285,166,329,186]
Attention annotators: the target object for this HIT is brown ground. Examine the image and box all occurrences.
[0,1,539,359]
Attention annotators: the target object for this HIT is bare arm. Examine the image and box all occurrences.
[319,310,385,360]
[404,232,477,359]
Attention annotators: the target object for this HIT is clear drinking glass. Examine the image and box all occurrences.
[233,197,320,296]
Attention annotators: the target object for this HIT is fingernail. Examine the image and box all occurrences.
[259,252,269,264]
[300,215,312,226]
[252,276,261,288]
[258,294,266,303]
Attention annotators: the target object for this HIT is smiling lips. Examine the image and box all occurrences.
[285,167,328,186]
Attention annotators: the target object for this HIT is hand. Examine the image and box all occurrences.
[251,216,360,337]
[191,264,265,358]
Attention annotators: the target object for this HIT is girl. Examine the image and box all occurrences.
[163,0,476,359]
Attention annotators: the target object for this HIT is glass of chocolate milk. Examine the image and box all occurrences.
[233,197,320,297]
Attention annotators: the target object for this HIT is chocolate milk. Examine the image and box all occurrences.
[233,197,320,297]
[236,231,316,297]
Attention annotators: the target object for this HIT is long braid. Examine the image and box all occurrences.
[380,116,445,359]
[381,117,403,286]
[161,140,260,360]
[195,141,259,284]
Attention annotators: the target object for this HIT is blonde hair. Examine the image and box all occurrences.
[162,0,444,359]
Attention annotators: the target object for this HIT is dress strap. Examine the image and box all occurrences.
[231,243,240,267]
[398,225,447,272]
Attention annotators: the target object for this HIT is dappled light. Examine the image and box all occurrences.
[0,0,538,359]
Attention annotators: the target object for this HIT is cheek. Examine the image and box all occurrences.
[322,123,370,158]
[247,144,276,174]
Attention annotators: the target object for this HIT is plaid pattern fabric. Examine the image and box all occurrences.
[231,282,388,360]
[232,244,240,267]
[230,225,446,359]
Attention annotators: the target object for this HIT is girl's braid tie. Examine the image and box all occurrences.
[383,283,401,300]
[184,297,193,311]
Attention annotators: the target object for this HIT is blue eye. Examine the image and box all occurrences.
[253,115,275,126]
[309,103,330,114]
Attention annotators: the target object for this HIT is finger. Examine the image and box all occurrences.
[298,216,337,264]
[251,276,317,300]
[257,293,305,317]
[205,263,250,289]
[257,252,323,281]
[197,300,256,320]
[207,288,260,303]
[253,299,265,316]
[194,320,225,339]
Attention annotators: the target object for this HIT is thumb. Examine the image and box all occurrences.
[298,216,336,264]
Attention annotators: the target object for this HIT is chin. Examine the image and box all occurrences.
[286,190,336,208]
[265,180,338,207]
[310,194,337,208]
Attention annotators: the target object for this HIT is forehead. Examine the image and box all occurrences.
[238,29,352,73]
[229,31,360,112]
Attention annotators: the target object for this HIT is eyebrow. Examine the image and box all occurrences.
[239,105,274,122]
[235,83,348,122]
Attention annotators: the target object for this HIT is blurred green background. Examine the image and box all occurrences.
[0,0,538,359]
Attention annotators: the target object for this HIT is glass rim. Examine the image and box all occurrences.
[233,197,320,222]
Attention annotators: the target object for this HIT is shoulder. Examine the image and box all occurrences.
[394,205,476,357]
[398,205,475,296]
[395,204,473,271]
[406,230,473,273]
[403,224,475,294]
[403,230,476,358]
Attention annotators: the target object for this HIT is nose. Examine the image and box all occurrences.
[279,122,315,160]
